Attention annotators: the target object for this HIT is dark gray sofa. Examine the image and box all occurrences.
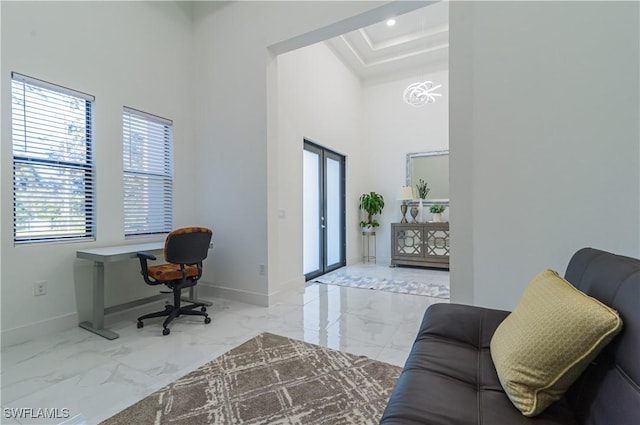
[381,248,639,425]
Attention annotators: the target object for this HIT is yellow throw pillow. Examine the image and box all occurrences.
[490,269,622,417]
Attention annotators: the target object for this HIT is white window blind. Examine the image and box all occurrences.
[11,72,95,244]
[123,107,173,236]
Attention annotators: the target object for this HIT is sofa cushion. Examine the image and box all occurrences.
[490,269,622,417]
[381,303,578,425]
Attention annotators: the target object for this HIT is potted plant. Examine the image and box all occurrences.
[359,192,385,232]
[416,179,430,200]
[429,204,446,222]
[415,179,430,222]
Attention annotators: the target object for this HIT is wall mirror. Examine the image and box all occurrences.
[406,150,449,205]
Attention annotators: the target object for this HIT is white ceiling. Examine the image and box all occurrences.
[325,2,449,82]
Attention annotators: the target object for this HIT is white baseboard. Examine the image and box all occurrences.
[198,277,305,307]
[348,257,391,267]
[267,276,305,304]
[2,312,78,348]
[197,282,269,307]
[274,276,305,294]
[1,277,304,347]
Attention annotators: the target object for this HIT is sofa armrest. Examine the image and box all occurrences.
[416,303,510,348]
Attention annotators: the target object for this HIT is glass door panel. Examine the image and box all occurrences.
[325,156,342,268]
[303,148,321,276]
[303,141,345,280]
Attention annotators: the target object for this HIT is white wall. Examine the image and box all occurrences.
[0,2,196,343]
[362,71,449,264]
[190,1,420,304]
[276,42,364,290]
[0,0,424,343]
[449,1,640,310]
[6,0,635,343]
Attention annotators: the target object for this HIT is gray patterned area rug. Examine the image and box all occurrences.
[101,332,401,425]
[313,273,450,299]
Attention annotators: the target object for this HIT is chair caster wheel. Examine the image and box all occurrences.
[204,317,211,324]
[201,307,207,312]
[162,328,170,336]
[137,321,144,329]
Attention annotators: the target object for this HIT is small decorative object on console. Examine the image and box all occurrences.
[416,179,430,199]
[397,186,413,223]
[429,204,446,222]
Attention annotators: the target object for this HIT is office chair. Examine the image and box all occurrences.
[136,227,213,335]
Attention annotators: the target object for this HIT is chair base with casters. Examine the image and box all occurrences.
[136,227,213,336]
[136,281,211,336]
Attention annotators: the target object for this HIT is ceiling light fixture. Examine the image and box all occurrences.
[386,18,396,27]
[403,18,442,107]
[403,81,442,106]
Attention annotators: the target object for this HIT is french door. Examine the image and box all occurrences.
[303,140,346,281]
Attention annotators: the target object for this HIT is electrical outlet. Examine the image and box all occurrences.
[34,280,47,296]
[258,265,265,276]
[209,242,213,249]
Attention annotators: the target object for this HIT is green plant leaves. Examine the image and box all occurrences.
[359,192,384,226]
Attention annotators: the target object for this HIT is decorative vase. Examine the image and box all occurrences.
[418,199,424,222]
[410,207,419,223]
[433,212,442,223]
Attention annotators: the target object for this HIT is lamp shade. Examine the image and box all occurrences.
[397,186,414,201]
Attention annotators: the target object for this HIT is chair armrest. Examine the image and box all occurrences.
[137,251,156,261]
[137,251,160,285]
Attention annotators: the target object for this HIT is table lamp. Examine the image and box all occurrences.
[397,186,414,223]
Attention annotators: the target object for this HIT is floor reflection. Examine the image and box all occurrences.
[1,266,448,425]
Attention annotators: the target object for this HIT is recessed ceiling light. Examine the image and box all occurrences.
[386,19,396,27]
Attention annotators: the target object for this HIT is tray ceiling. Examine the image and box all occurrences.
[325,2,448,81]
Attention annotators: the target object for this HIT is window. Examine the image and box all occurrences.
[11,73,95,244]
[123,107,173,236]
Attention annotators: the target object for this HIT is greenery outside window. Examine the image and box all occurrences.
[11,73,95,244]
[123,107,173,237]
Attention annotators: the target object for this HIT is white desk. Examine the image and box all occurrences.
[77,242,210,340]
[77,242,164,263]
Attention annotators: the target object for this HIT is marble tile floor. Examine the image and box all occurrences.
[1,266,449,425]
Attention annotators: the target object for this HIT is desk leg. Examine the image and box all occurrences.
[79,261,119,340]
[182,286,212,306]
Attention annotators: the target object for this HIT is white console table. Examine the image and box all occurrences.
[77,242,210,340]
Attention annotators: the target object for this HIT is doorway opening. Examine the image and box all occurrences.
[303,140,346,281]
[270,1,451,300]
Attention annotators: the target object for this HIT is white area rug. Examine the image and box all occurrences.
[314,272,450,299]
